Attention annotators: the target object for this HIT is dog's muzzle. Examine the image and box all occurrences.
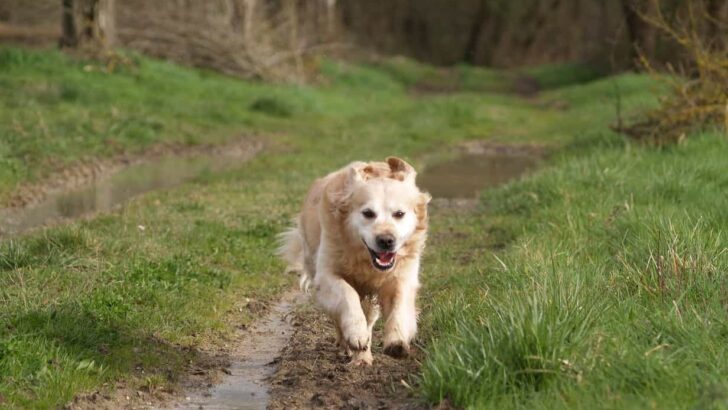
[363,239,397,271]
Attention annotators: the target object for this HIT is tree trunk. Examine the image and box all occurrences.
[326,0,337,37]
[620,0,651,65]
[462,0,487,64]
[59,0,77,47]
[98,0,116,46]
[243,0,255,40]
[58,0,116,48]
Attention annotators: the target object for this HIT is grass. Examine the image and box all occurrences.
[373,56,605,93]
[1,45,724,408]
[419,127,728,408]
[0,184,293,407]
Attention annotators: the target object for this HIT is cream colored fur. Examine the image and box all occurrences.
[278,157,431,365]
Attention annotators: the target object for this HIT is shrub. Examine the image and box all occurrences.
[621,0,727,144]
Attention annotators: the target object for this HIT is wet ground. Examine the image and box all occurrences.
[171,291,305,410]
[0,140,260,237]
[418,142,542,199]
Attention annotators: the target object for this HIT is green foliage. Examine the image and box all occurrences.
[373,57,607,94]
[2,45,723,409]
[423,273,604,406]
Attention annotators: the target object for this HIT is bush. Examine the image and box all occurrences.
[621,0,727,144]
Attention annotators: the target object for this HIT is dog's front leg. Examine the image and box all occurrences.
[380,264,420,358]
[314,273,372,364]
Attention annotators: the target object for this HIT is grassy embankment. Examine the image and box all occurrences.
[419,87,728,407]
[1,46,724,409]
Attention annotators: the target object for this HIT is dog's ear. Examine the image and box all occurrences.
[328,161,369,216]
[414,191,431,229]
[386,157,416,181]
[420,191,432,204]
[347,161,368,184]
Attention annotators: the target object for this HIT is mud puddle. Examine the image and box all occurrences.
[418,142,542,199]
[0,142,260,237]
[172,290,306,410]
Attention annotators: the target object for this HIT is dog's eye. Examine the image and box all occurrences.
[362,209,376,219]
[393,211,405,219]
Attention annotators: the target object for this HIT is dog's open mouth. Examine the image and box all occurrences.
[366,247,397,271]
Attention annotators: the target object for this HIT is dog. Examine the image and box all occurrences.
[278,157,431,365]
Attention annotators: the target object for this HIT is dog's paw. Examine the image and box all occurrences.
[345,333,370,351]
[343,322,370,351]
[337,334,353,356]
[349,349,373,366]
[383,341,410,358]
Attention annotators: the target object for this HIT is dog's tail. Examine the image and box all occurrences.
[276,218,311,291]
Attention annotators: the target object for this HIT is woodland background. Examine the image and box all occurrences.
[1,0,726,81]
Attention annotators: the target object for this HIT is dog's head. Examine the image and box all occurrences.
[337,157,431,272]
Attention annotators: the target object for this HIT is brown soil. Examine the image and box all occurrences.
[3,137,263,209]
[267,303,427,410]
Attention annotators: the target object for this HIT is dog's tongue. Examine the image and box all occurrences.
[377,252,395,264]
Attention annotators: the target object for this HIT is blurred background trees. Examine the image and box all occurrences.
[0,0,340,81]
[0,0,725,78]
[0,0,725,141]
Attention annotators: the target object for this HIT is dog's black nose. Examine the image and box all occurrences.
[376,234,396,251]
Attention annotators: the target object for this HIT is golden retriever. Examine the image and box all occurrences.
[278,157,431,365]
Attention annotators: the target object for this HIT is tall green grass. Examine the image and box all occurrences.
[420,134,728,409]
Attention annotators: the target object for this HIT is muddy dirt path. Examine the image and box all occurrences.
[170,290,305,410]
[169,141,544,409]
[168,292,424,410]
[266,304,424,410]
